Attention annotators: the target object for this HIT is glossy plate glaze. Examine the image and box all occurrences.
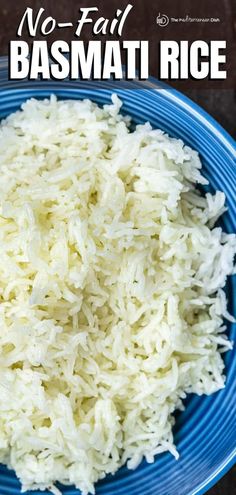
[0,57,235,495]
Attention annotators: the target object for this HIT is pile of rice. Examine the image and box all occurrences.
[0,95,235,495]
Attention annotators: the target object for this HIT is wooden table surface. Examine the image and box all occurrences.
[0,0,235,494]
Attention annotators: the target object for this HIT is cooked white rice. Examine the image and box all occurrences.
[0,95,235,494]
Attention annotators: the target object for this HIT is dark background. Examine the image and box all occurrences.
[0,1,235,494]
[0,0,235,137]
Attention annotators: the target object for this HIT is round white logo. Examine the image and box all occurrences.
[156,13,169,27]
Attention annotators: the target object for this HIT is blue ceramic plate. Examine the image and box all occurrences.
[0,57,235,495]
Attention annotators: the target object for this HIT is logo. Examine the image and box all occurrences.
[156,13,169,27]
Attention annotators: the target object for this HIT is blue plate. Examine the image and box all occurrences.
[0,57,235,495]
